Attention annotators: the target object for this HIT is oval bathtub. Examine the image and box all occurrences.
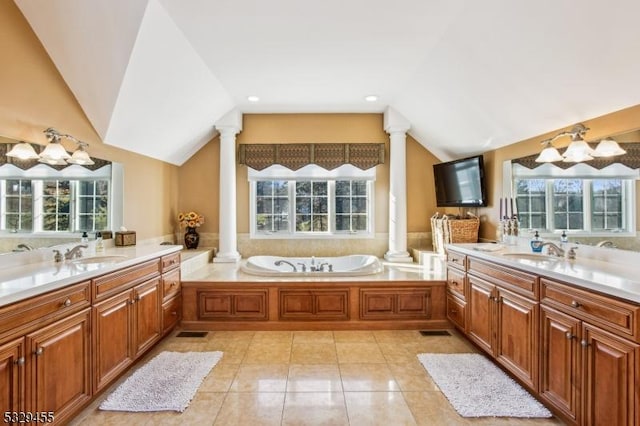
[240,255,383,277]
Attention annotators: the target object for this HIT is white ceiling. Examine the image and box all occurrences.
[14,0,640,165]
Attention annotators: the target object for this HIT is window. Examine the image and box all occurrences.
[514,177,634,235]
[250,164,375,238]
[1,178,111,233]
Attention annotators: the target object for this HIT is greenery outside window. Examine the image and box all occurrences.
[250,164,375,238]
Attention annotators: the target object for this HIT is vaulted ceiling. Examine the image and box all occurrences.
[14,0,640,165]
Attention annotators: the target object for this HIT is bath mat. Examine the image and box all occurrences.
[417,353,552,418]
[100,351,222,413]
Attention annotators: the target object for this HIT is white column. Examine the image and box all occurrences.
[384,108,412,263]
[214,110,242,263]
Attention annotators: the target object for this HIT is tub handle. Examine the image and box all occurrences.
[296,263,307,272]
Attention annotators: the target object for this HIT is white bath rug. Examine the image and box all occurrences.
[417,353,552,418]
[100,351,222,413]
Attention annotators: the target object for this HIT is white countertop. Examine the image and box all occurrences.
[449,242,640,304]
[0,244,182,307]
[182,259,447,283]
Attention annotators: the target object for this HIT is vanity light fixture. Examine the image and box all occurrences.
[6,141,40,160]
[39,128,71,164]
[535,123,626,163]
[67,141,95,165]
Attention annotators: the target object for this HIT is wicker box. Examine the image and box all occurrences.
[431,213,479,254]
[115,231,136,246]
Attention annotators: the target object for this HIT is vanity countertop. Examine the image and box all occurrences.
[0,244,182,307]
[448,242,640,304]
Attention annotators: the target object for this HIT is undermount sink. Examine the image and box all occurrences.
[500,253,561,262]
[71,255,128,267]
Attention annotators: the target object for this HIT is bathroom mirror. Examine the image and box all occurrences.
[504,128,640,252]
[0,135,124,254]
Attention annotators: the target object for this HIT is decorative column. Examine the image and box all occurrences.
[213,109,242,263]
[384,107,413,263]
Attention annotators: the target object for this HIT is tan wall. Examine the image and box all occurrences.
[178,113,441,233]
[0,1,178,241]
[480,104,640,244]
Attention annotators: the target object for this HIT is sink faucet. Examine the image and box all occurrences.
[65,244,88,260]
[274,259,297,272]
[596,240,616,248]
[16,243,34,251]
[540,242,564,257]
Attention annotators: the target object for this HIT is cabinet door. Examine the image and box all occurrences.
[0,337,24,414]
[26,309,91,425]
[93,290,133,392]
[468,275,495,354]
[540,305,581,424]
[495,286,539,391]
[582,323,639,426]
[133,277,162,357]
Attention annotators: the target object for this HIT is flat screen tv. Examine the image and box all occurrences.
[433,155,487,207]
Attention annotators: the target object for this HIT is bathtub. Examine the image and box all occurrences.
[240,255,384,277]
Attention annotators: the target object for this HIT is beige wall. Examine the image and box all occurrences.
[479,104,640,245]
[0,1,178,241]
[177,113,441,255]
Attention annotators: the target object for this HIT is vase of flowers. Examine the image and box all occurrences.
[178,211,204,249]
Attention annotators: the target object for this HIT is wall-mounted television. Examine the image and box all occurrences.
[433,155,487,207]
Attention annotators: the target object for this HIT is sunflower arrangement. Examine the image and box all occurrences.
[178,211,205,229]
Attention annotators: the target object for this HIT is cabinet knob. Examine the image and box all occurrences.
[565,332,576,340]
[134,296,141,302]
[14,357,25,366]
[571,300,581,308]
[34,347,44,356]
[171,311,178,316]
[129,299,136,305]
[580,339,590,348]
[62,298,72,307]
[170,282,177,287]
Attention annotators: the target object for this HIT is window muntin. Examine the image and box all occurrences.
[0,178,110,233]
[295,181,328,232]
[335,180,369,232]
[515,177,632,234]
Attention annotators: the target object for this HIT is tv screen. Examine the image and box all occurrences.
[433,155,487,207]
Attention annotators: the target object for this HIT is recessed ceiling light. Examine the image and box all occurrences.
[247,95,260,102]
[364,95,378,102]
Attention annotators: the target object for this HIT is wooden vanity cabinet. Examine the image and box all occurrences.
[93,273,162,393]
[161,254,182,334]
[540,278,640,426]
[0,281,92,425]
[445,249,467,331]
[467,258,539,391]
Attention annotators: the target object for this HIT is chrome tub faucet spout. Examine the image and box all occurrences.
[274,259,297,272]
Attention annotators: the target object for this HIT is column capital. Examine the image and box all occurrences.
[383,107,410,135]
[215,108,243,135]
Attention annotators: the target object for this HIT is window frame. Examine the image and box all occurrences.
[249,164,376,239]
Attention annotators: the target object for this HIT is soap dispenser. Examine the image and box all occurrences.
[530,230,543,252]
[560,230,568,244]
[95,231,104,252]
[81,231,89,244]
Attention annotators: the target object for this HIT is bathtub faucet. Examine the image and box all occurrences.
[317,262,333,272]
[274,259,297,272]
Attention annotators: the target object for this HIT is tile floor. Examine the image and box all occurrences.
[71,329,565,425]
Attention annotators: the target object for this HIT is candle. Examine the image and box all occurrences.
[510,198,514,219]
[499,197,503,220]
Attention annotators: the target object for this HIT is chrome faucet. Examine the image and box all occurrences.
[64,244,88,260]
[296,262,307,272]
[16,243,34,251]
[274,259,297,272]
[317,262,331,272]
[540,242,564,257]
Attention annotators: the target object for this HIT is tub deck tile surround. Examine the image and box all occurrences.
[70,329,564,425]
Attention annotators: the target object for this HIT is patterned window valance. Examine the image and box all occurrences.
[513,142,640,170]
[238,143,385,171]
[0,142,111,171]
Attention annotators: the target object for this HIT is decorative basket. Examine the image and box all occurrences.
[431,212,479,254]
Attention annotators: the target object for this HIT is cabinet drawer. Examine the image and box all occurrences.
[93,258,160,301]
[541,278,640,342]
[0,281,91,339]
[161,252,181,272]
[446,293,466,330]
[162,295,182,333]
[447,250,467,270]
[446,268,466,298]
[162,269,181,301]
[468,257,539,299]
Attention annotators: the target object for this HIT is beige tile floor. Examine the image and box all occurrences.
[71,329,565,425]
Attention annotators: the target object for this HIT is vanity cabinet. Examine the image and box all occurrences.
[93,274,162,392]
[467,257,539,391]
[0,281,92,425]
[161,254,182,334]
[445,251,467,331]
[540,278,640,426]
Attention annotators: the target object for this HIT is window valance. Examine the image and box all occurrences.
[512,142,640,170]
[0,142,111,171]
[237,143,385,171]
